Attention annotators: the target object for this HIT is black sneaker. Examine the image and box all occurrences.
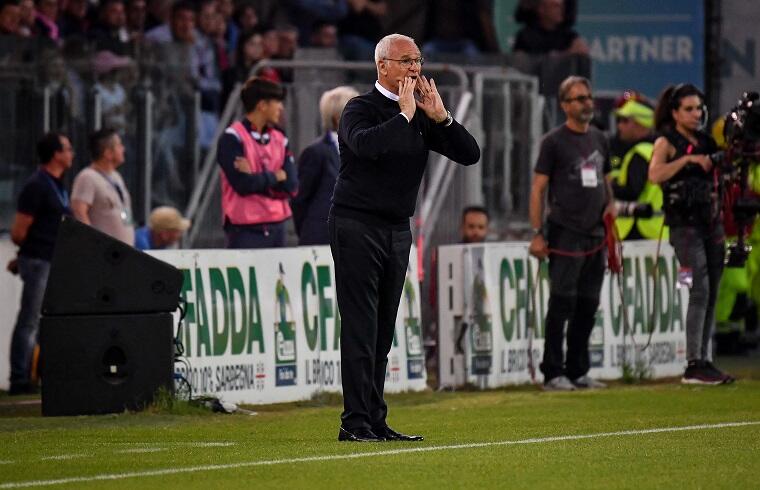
[681,361,724,385]
[8,382,39,396]
[703,361,736,384]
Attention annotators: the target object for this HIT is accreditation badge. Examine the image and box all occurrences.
[581,162,598,188]
[121,206,133,225]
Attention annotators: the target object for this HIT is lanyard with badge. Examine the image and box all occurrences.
[95,169,132,225]
[40,169,70,211]
[581,161,598,187]
[579,140,600,188]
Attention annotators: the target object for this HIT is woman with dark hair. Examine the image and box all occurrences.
[221,27,281,107]
[649,83,734,385]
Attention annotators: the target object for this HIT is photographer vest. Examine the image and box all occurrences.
[613,141,668,240]
[661,129,719,228]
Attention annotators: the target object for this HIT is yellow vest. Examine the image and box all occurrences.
[614,141,669,240]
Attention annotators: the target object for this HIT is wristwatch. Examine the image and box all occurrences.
[532,227,543,237]
[439,110,453,127]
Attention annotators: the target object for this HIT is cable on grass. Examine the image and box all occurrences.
[173,297,192,401]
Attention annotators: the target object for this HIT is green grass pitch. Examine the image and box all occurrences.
[1,358,758,489]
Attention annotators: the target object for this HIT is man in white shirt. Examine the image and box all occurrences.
[71,128,135,245]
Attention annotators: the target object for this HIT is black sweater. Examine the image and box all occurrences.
[333,87,480,223]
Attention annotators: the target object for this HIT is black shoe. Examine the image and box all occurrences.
[8,383,39,396]
[372,425,424,441]
[681,361,724,385]
[704,361,736,384]
[338,426,384,442]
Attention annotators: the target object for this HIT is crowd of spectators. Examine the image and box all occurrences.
[0,0,589,157]
[0,0,593,123]
[0,0,590,222]
[0,0,592,107]
[0,0,511,87]
[2,0,569,211]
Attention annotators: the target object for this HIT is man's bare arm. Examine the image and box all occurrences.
[528,173,550,259]
[71,199,92,225]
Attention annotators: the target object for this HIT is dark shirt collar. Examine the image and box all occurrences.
[39,166,63,183]
[242,118,269,134]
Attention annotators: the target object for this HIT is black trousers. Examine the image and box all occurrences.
[329,214,412,430]
[540,222,606,381]
[224,221,286,249]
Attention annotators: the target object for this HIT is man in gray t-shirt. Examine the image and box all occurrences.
[71,129,134,245]
[535,124,610,236]
[528,76,614,392]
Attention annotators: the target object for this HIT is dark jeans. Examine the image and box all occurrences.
[225,221,286,249]
[329,215,411,430]
[669,225,725,361]
[10,256,50,387]
[540,223,606,381]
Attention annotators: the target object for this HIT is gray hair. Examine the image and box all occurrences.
[319,86,359,131]
[558,76,591,102]
[374,33,417,64]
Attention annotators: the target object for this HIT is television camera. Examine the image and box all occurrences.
[720,91,760,267]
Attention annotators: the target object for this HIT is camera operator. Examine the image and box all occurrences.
[648,83,734,385]
[609,91,664,240]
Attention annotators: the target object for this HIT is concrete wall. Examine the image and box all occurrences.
[0,238,23,391]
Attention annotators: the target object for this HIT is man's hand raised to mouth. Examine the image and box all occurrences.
[414,75,448,123]
[398,76,417,121]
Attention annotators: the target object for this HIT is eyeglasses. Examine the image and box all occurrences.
[384,57,424,68]
[564,94,593,104]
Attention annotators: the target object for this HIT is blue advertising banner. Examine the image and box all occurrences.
[494,0,704,98]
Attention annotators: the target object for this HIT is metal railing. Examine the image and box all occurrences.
[418,91,475,255]
[472,69,543,230]
[0,45,207,231]
[1,52,545,253]
[414,67,543,262]
[182,59,470,248]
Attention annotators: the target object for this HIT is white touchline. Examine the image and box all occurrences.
[2,421,758,489]
[114,448,167,454]
[37,454,89,462]
[103,442,236,448]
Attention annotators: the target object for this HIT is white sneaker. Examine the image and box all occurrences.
[543,375,576,391]
[572,375,607,389]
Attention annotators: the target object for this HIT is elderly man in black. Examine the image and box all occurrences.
[330,33,480,442]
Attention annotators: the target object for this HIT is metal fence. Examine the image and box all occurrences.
[182,59,471,249]
[412,67,542,362]
[1,49,548,256]
[0,41,206,231]
[0,49,549,355]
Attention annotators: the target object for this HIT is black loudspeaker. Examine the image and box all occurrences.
[40,313,174,416]
[42,216,183,316]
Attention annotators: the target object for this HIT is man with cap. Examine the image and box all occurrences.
[134,206,191,250]
[609,90,665,240]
